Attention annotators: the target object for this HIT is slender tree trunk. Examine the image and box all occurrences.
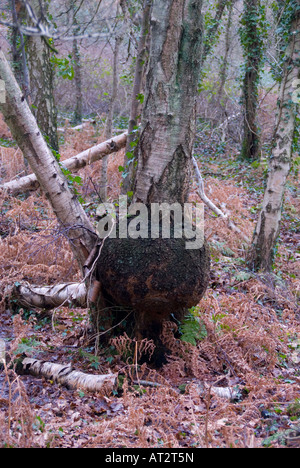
[121,0,152,195]
[71,0,83,125]
[248,7,300,271]
[201,0,229,66]
[10,0,30,97]
[100,35,122,202]
[217,0,234,104]
[240,0,264,161]
[0,50,97,269]
[72,38,83,125]
[26,0,59,152]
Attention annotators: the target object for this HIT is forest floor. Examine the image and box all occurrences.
[0,116,299,448]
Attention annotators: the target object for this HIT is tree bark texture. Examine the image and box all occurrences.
[240,0,264,161]
[9,282,87,310]
[26,0,59,151]
[133,0,204,205]
[0,49,97,269]
[122,0,152,195]
[20,358,117,394]
[248,7,300,271]
[100,35,122,202]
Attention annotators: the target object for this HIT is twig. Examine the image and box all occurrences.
[192,156,250,243]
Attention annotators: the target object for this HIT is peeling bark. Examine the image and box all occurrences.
[20,358,117,394]
[9,282,87,310]
[133,0,204,205]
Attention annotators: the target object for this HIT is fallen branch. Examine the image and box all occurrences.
[8,282,87,310]
[192,156,250,243]
[20,358,117,394]
[0,132,127,196]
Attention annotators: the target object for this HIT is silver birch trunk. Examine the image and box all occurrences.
[133,0,204,205]
[0,50,96,269]
[248,10,300,271]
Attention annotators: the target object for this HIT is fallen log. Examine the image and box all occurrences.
[0,132,127,196]
[8,282,87,310]
[20,358,117,394]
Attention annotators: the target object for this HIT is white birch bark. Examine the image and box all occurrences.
[21,358,117,393]
[0,50,96,268]
[9,282,87,309]
[133,0,204,204]
[0,132,127,196]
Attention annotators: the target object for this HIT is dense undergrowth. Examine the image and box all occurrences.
[0,114,299,448]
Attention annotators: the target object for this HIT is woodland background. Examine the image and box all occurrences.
[0,0,299,449]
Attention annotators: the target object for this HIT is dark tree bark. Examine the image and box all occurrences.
[26,0,59,152]
[240,0,264,161]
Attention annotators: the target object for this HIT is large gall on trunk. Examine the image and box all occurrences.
[95,0,210,361]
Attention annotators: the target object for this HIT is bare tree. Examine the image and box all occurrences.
[0,0,210,364]
[247,1,300,271]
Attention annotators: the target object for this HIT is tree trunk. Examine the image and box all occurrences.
[71,0,83,125]
[100,35,122,202]
[133,0,204,205]
[247,6,300,271]
[217,0,234,104]
[240,0,264,161]
[201,0,230,66]
[26,0,59,152]
[19,358,117,393]
[0,50,97,269]
[95,0,210,363]
[1,2,211,366]
[121,0,152,195]
[9,282,87,310]
[72,37,83,126]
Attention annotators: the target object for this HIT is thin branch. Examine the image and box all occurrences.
[192,156,250,242]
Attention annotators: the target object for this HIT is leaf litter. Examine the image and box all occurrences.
[0,123,299,448]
